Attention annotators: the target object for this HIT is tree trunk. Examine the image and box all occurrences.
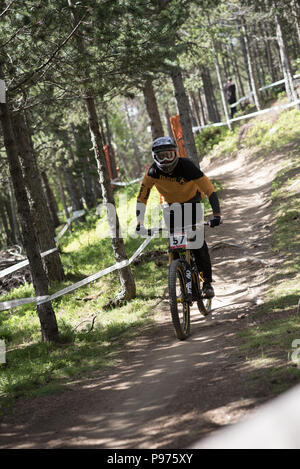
[190,91,202,129]
[252,27,265,90]
[163,105,173,137]
[231,44,245,100]
[259,21,276,85]
[0,69,58,342]
[41,170,61,228]
[197,89,207,126]
[291,0,300,47]
[116,151,130,179]
[265,15,281,81]
[220,42,231,82]
[188,95,198,129]
[257,24,268,89]
[71,125,97,210]
[239,29,254,101]
[241,16,262,111]
[7,182,21,245]
[170,65,199,166]
[206,12,231,125]
[210,35,232,129]
[85,96,136,300]
[142,78,165,140]
[0,196,13,246]
[201,67,220,123]
[12,112,64,283]
[274,6,299,106]
[124,101,143,174]
[104,113,119,179]
[68,0,136,301]
[83,163,97,209]
[53,163,72,235]
[61,153,84,212]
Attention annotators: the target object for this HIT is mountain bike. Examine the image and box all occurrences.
[141,222,214,341]
[167,223,212,340]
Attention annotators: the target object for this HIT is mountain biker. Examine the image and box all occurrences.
[135,136,221,298]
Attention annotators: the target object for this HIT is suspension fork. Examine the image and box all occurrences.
[185,249,192,301]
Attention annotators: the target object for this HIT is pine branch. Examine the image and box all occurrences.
[0,0,16,18]
[9,12,88,93]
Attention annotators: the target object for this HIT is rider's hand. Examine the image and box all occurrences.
[209,215,221,227]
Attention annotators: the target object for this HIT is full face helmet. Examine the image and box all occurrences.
[152,136,179,173]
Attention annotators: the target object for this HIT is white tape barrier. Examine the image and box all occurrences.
[97,178,143,214]
[192,98,300,132]
[230,98,300,123]
[0,177,143,306]
[54,209,86,242]
[111,177,143,186]
[0,210,86,280]
[0,247,58,280]
[57,206,73,217]
[229,73,300,108]
[0,231,157,311]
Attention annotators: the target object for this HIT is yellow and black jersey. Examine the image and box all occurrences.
[137,158,218,208]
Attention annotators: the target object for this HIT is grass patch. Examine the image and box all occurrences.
[196,125,239,161]
[243,108,300,157]
[247,366,300,396]
[237,309,300,396]
[236,287,300,395]
[0,308,154,412]
[269,147,300,287]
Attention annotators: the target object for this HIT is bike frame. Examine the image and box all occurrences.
[168,229,203,304]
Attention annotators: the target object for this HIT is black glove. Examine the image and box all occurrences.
[209,215,221,227]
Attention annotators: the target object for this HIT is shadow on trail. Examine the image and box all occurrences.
[0,307,270,449]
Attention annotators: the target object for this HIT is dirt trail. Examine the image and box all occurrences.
[0,139,284,449]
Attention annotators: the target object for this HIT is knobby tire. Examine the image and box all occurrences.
[192,265,212,316]
[197,297,212,316]
[168,259,190,340]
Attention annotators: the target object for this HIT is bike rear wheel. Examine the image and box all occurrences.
[192,267,212,316]
[197,297,212,316]
[168,259,191,340]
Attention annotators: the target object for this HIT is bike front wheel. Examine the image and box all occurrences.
[168,259,191,340]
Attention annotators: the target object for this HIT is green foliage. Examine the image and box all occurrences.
[238,313,300,355]
[195,125,239,159]
[270,152,300,290]
[244,109,300,156]
[293,57,300,74]
[195,126,227,156]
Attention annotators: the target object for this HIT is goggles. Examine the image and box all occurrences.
[154,150,177,163]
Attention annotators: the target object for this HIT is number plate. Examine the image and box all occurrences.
[169,233,187,249]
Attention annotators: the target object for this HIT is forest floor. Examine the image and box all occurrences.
[0,114,299,449]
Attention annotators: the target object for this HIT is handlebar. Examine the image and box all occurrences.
[137,220,222,237]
